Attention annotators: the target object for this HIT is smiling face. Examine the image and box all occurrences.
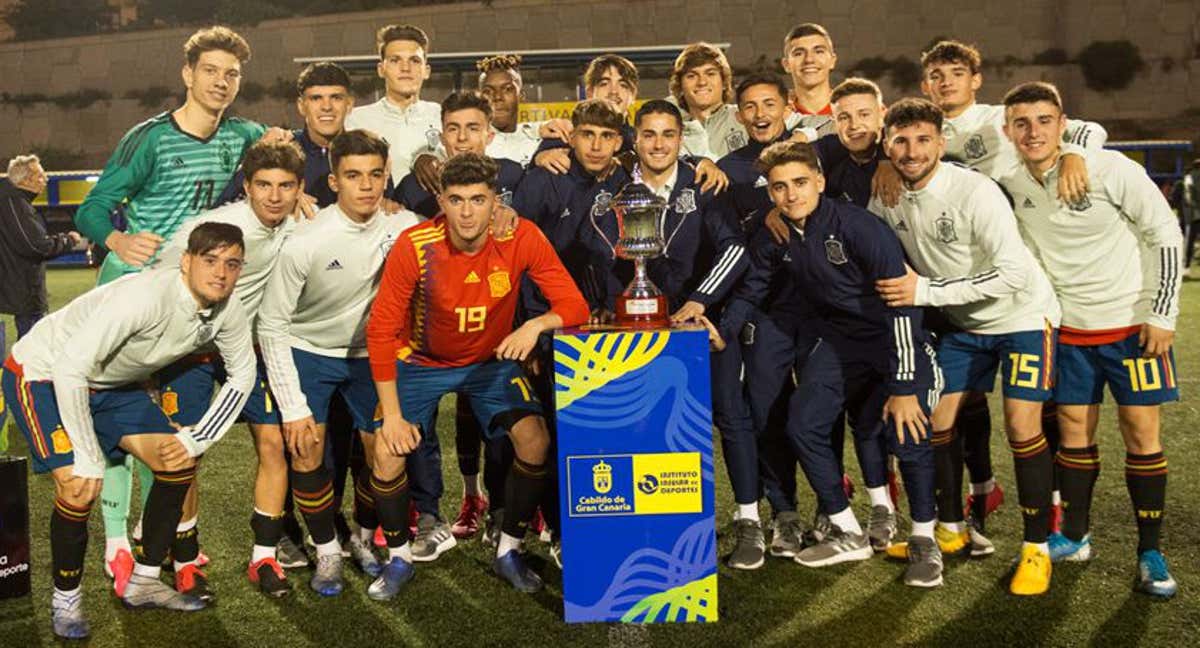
[680,62,725,113]
[833,92,885,157]
[377,39,431,99]
[182,243,244,306]
[441,107,494,157]
[479,68,522,132]
[330,154,388,220]
[182,50,242,115]
[635,112,682,176]
[736,83,788,144]
[884,121,945,189]
[587,65,637,115]
[439,181,496,250]
[767,161,825,223]
[921,61,981,116]
[1004,100,1067,171]
[298,85,353,144]
[781,34,836,91]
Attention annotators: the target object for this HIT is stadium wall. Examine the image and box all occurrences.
[0,0,1196,167]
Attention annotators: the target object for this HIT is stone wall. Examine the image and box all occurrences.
[1,0,1196,167]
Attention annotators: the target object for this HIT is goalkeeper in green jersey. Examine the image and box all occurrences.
[73,25,288,595]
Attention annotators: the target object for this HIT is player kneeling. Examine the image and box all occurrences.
[2,223,254,639]
[366,153,590,598]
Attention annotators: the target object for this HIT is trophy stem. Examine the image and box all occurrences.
[615,257,669,328]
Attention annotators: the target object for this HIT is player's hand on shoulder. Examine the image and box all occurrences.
[695,158,729,194]
[764,207,790,244]
[379,197,404,215]
[872,160,903,208]
[875,265,920,307]
[294,193,319,220]
[490,203,518,237]
[534,148,571,175]
[1139,323,1174,358]
[413,154,443,194]
[538,118,573,141]
[1057,154,1090,205]
[105,230,164,267]
[258,127,294,145]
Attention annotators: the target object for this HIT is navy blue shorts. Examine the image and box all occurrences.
[1055,332,1180,406]
[2,358,174,474]
[293,349,379,430]
[391,360,540,441]
[937,326,1055,401]
[156,354,280,426]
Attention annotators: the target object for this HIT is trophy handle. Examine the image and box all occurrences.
[589,209,617,260]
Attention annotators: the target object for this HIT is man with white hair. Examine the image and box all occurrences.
[0,154,81,338]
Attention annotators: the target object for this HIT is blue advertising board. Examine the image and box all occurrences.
[553,327,717,623]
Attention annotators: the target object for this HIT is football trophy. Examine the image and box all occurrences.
[593,181,669,328]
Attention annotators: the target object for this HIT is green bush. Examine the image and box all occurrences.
[1077,40,1144,92]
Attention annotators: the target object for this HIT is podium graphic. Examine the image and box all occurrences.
[554,327,717,623]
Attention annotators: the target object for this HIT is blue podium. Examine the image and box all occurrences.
[553,327,717,623]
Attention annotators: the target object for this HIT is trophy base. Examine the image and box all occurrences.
[615,294,669,329]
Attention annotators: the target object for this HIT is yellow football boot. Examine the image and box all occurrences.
[1010,543,1052,595]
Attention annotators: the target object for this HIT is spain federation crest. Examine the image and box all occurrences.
[824,237,847,265]
[593,459,612,494]
[196,322,215,346]
[725,130,747,151]
[963,134,987,160]
[218,142,234,173]
[936,216,958,243]
[674,189,696,215]
[487,270,511,298]
[1067,194,1092,212]
[425,127,440,150]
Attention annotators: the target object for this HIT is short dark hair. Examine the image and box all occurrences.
[376,23,430,59]
[831,77,883,106]
[440,153,499,191]
[735,74,789,105]
[783,23,833,51]
[757,141,823,176]
[921,40,982,75]
[441,91,493,122]
[584,54,639,90]
[187,221,244,256]
[330,129,389,172]
[1002,81,1064,111]
[183,26,251,66]
[884,97,944,132]
[634,99,683,129]
[571,98,627,132]
[297,62,351,96]
[241,140,305,183]
[669,42,734,108]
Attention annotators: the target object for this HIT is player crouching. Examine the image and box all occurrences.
[366,153,590,597]
[2,223,255,639]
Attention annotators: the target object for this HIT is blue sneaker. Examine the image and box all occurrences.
[1047,532,1092,562]
[309,553,344,597]
[51,590,89,640]
[493,550,544,593]
[367,558,415,601]
[1135,550,1178,599]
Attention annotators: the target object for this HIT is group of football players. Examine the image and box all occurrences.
[0,18,1184,640]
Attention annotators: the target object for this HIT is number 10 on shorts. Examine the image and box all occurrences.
[1122,358,1162,392]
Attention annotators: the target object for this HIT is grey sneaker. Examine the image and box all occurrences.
[727,518,766,570]
[309,553,344,597]
[348,533,383,577]
[51,590,89,639]
[867,505,897,552]
[122,573,205,611]
[904,535,944,587]
[802,512,834,549]
[795,526,873,567]
[966,514,995,557]
[412,514,458,562]
[276,535,309,569]
[769,511,804,558]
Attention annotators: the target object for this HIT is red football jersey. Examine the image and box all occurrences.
[367,216,589,380]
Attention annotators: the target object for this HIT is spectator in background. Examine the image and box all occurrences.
[0,154,81,339]
[1182,159,1199,278]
